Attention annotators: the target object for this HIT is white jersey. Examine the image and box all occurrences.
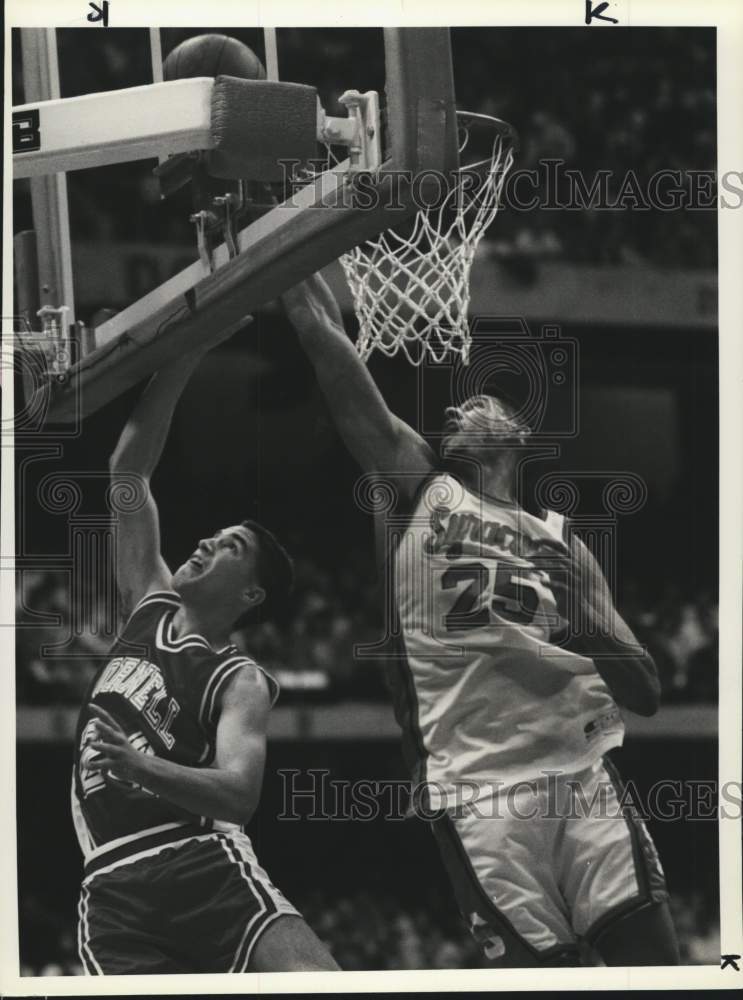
[390,472,624,806]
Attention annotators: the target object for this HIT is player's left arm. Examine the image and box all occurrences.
[568,534,660,716]
[87,666,270,824]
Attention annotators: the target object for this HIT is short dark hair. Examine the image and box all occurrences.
[233,520,295,628]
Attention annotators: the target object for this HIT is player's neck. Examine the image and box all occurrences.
[171,603,232,651]
[443,449,520,506]
[461,460,519,507]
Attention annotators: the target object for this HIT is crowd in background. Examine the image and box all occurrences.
[16,560,718,706]
[13,28,716,270]
[19,885,720,975]
[453,28,717,269]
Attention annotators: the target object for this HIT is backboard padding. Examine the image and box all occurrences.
[383,28,459,175]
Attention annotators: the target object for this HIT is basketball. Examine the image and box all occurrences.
[163,34,266,83]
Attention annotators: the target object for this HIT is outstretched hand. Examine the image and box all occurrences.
[86,704,144,784]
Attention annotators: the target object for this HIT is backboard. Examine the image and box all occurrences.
[12,28,460,424]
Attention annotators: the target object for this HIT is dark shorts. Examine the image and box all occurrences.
[77,830,298,974]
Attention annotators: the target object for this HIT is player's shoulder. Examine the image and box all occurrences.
[128,588,181,616]
[534,507,570,546]
[120,588,180,633]
[411,467,461,507]
[200,653,279,729]
[223,659,278,701]
[211,654,280,711]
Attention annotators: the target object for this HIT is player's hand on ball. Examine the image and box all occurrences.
[87,704,141,783]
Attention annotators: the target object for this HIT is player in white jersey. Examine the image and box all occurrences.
[283,272,680,967]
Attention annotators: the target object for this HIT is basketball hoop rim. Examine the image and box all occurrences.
[455,110,520,170]
[340,109,519,370]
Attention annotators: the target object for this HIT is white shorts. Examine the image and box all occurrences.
[431,755,668,966]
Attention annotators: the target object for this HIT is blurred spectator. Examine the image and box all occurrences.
[20,885,718,973]
[16,558,718,705]
[684,599,718,702]
[16,570,110,705]
[19,895,84,976]
[669,890,721,965]
[13,27,716,269]
[632,591,719,704]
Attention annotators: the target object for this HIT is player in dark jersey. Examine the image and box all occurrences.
[72,341,339,974]
[281,271,680,968]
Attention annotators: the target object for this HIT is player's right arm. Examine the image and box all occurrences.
[566,535,661,716]
[88,665,271,825]
[282,272,435,493]
[109,354,203,613]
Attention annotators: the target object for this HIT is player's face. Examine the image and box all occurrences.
[441,396,524,462]
[173,524,261,607]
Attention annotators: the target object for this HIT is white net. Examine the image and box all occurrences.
[340,113,516,366]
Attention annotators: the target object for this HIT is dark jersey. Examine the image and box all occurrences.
[71,590,279,863]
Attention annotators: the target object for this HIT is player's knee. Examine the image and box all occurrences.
[250,915,341,972]
[262,946,340,972]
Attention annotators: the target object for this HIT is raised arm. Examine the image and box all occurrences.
[109,353,203,613]
[110,311,251,613]
[282,272,435,490]
[567,535,660,717]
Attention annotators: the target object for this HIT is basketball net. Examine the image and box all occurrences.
[340,112,516,366]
